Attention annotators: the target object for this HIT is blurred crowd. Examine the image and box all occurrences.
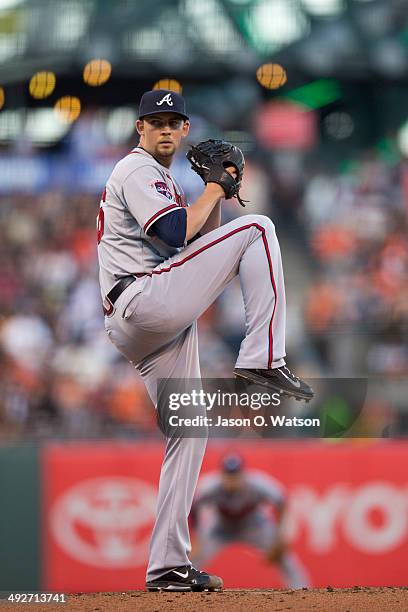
[0,112,407,440]
[303,151,408,378]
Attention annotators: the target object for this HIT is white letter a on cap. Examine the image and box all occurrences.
[156,93,173,106]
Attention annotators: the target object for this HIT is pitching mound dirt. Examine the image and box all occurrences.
[1,587,408,611]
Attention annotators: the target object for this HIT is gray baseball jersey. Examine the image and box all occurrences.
[97,146,187,297]
[192,470,285,529]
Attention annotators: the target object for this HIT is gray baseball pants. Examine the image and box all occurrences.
[104,214,286,581]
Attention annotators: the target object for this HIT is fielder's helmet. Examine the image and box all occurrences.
[221,453,244,473]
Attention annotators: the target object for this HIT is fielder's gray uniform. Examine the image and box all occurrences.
[191,471,310,589]
[97,146,287,581]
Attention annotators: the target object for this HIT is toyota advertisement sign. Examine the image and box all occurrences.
[42,442,408,590]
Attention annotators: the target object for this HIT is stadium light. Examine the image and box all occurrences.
[301,0,345,16]
[0,0,24,10]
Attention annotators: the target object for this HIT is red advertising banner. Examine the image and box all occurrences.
[42,441,408,591]
[42,443,163,592]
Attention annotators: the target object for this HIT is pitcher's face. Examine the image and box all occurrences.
[136,113,190,164]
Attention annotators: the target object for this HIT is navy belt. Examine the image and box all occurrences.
[103,274,145,316]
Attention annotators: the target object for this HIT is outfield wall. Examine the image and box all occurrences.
[1,441,407,590]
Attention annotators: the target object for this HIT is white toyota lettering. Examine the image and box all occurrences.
[286,482,408,555]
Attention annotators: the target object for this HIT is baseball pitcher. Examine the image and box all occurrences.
[97,89,313,592]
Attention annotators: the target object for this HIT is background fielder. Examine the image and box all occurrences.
[191,454,311,589]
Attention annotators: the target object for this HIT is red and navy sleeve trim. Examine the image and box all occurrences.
[150,208,187,247]
[143,204,179,234]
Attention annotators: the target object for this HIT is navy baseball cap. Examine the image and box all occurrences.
[138,89,189,121]
[221,453,244,473]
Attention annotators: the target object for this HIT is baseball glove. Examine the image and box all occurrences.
[266,538,287,563]
[187,139,248,207]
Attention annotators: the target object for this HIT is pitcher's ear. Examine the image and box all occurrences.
[182,120,190,137]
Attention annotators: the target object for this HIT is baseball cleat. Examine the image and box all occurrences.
[146,565,223,592]
[234,365,314,402]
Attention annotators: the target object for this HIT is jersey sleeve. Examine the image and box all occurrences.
[150,208,187,247]
[192,473,220,510]
[122,165,180,235]
[250,471,286,507]
[190,473,220,527]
